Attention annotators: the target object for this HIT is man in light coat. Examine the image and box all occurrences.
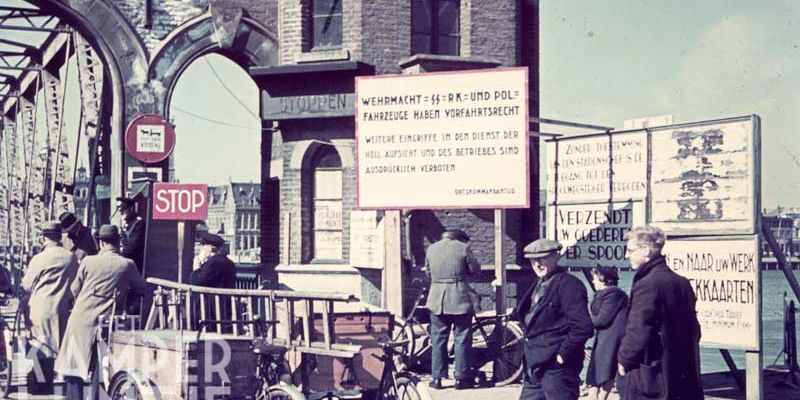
[56,224,146,399]
[22,221,79,359]
[425,229,481,390]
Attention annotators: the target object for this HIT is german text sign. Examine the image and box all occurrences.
[663,237,760,350]
[355,68,529,209]
[125,114,176,164]
[153,183,208,221]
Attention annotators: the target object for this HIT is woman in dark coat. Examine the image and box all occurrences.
[586,267,628,400]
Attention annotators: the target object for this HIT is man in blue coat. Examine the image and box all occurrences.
[515,238,593,400]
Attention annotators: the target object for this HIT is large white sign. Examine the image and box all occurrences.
[650,119,757,235]
[547,201,645,268]
[663,237,760,350]
[355,68,529,209]
[546,132,647,203]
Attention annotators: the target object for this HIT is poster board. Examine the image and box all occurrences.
[350,210,384,269]
[663,236,760,350]
[355,67,529,209]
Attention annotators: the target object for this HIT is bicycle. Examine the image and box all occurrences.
[252,317,306,400]
[394,282,524,387]
[372,337,431,400]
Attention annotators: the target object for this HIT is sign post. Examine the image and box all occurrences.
[152,183,208,284]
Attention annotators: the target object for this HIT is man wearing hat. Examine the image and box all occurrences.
[56,224,146,399]
[514,238,593,400]
[21,221,79,362]
[117,196,146,272]
[190,232,236,289]
[424,229,481,390]
[59,211,97,262]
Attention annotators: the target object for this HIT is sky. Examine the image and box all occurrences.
[540,0,800,209]
[164,1,799,207]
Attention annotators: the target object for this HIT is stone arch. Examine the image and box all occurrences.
[148,10,279,118]
[27,0,151,201]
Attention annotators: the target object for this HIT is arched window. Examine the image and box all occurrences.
[311,146,343,261]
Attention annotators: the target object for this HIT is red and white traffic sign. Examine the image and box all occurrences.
[125,114,176,164]
[152,183,208,221]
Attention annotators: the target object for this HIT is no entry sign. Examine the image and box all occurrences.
[153,183,208,221]
[125,114,176,164]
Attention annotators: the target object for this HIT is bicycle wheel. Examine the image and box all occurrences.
[467,318,524,386]
[383,376,432,400]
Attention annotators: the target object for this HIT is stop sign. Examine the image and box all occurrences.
[125,114,176,164]
[152,183,208,221]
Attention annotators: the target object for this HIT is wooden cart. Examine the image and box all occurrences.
[100,278,362,400]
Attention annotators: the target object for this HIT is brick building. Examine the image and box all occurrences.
[251,0,540,310]
[206,182,262,263]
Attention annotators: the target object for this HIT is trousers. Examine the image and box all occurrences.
[429,312,472,380]
[518,362,581,400]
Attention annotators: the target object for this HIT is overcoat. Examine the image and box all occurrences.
[514,270,593,368]
[189,253,237,289]
[586,286,628,386]
[55,248,146,379]
[424,238,481,315]
[617,256,702,400]
[22,242,78,356]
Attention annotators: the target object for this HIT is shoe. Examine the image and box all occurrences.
[455,379,472,390]
[429,379,443,390]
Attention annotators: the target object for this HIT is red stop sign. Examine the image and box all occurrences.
[152,183,208,221]
[125,114,176,164]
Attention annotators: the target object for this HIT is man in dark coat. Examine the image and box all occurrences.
[617,226,702,400]
[117,197,146,273]
[190,233,237,331]
[59,211,97,262]
[424,229,481,390]
[515,238,593,400]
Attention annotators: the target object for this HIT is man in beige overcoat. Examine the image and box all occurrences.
[425,229,481,390]
[22,221,79,359]
[55,224,146,399]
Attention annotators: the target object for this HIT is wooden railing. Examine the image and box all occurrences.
[144,278,362,358]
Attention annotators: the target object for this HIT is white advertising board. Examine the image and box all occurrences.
[349,210,384,268]
[547,201,645,268]
[546,131,647,203]
[355,67,529,209]
[663,237,760,350]
[650,119,758,235]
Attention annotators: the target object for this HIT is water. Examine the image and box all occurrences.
[580,269,798,373]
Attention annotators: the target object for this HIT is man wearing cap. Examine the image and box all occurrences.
[117,196,146,272]
[424,229,481,390]
[22,221,79,360]
[514,238,593,400]
[190,233,236,289]
[59,211,97,262]
[56,224,147,399]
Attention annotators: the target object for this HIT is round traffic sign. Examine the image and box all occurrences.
[125,114,176,164]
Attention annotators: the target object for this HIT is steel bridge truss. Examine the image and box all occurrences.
[0,3,107,273]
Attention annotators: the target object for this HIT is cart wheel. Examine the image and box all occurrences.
[108,372,159,400]
[256,383,304,400]
[0,356,10,398]
[385,376,432,400]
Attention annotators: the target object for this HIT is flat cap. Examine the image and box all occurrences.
[201,233,225,247]
[41,221,62,238]
[523,238,562,259]
[97,224,120,241]
[59,211,79,232]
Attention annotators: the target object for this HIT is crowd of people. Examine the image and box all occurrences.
[14,196,238,397]
[424,226,703,400]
